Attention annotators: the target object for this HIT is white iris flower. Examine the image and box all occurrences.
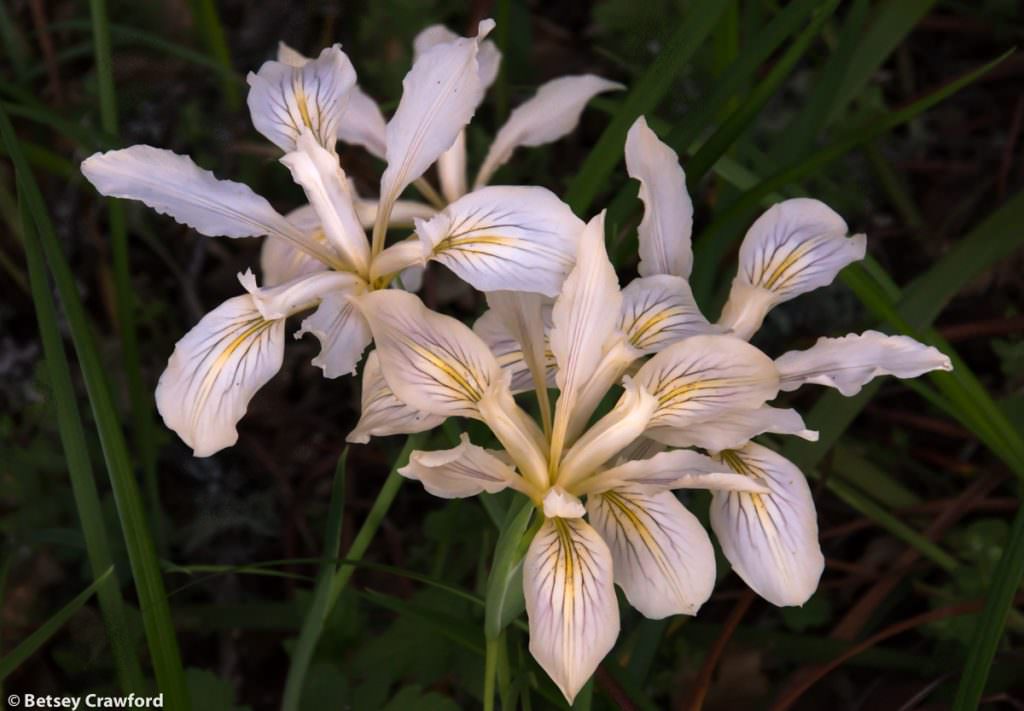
[348,116,953,700]
[80,21,587,456]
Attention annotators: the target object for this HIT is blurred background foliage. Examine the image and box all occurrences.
[1,0,1024,709]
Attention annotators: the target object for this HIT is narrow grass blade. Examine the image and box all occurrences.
[281,435,421,711]
[0,566,114,681]
[952,503,1024,709]
[0,106,190,710]
[691,50,1012,300]
[824,0,939,126]
[280,450,348,711]
[564,0,730,215]
[685,0,840,185]
[187,0,240,108]
[88,0,162,550]
[19,195,144,691]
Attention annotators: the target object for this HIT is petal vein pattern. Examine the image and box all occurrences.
[524,517,618,703]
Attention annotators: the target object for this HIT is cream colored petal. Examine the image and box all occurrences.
[379,20,494,217]
[338,85,388,159]
[558,377,657,490]
[710,443,824,607]
[549,212,623,435]
[260,205,328,286]
[246,45,356,153]
[437,129,467,202]
[413,24,501,90]
[579,449,767,497]
[355,289,501,418]
[355,197,437,230]
[484,291,554,397]
[718,199,865,339]
[633,334,779,429]
[369,238,424,283]
[294,287,371,379]
[647,406,818,453]
[238,268,357,321]
[475,75,624,188]
[625,116,693,278]
[155,293,285,457]
[542,487,586,518]
[400,433,523,498]
[416,186,584,297]
[588,487,714,618]
[81,147,320,257]
[776,330,953,396]
[276,41,306,66]
[346,351,445,444]
[272,40,384,157]
[280,130,370,274]
[619,275,719,354]
[473,305,556,394]
[478,382,549,492]
[524,517,619,704]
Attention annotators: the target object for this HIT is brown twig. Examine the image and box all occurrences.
[595,665,638,711]
[680,590,756,711]
[769,594,1024,711]
[939,314,1024,343]
[998,95,1024,198]
[28,0,64,103]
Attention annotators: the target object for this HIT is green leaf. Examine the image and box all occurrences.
[18,192,144,691]
[564,0,730,215]
[484,498,535,639]
[685,0,841,184]
[282,436,421,711]
[281,450,349,711]
[0,105,190,710]
[0,567,114,681]
[691,49,1013,301]
[953,504,1024,709]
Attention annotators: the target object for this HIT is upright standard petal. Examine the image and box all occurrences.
[625,116,693,278]
[718,199,865,340]
[413,24,501,90]
[415,185,584,297]
[400,433,525,498]
[346,351,444,444]
[356,289,501,418]
[475,75,624,188]
[82,146,311,243]
[588,487,715,618]
[246,45,356,153]
[156,293,285,456]
[647,405,817,453]
[549,212,622,434]
[619,275,718,354]
[524,517,619,703]
[378,21,494,215]
[275,43,387,158]
[260,205,328,286]
[776,330,953,396]
[633,334,779,430]
[709,443,824,607]
[474,305,556,394]
[280,130,370,274]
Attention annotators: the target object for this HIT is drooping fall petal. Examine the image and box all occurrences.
[346,351,444,444]
[718,199,865,340]
[588,487,715,618]
[246,45,356,153]
[400,433,525,498]
[524,517,619,704]
[709,443,825,607]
